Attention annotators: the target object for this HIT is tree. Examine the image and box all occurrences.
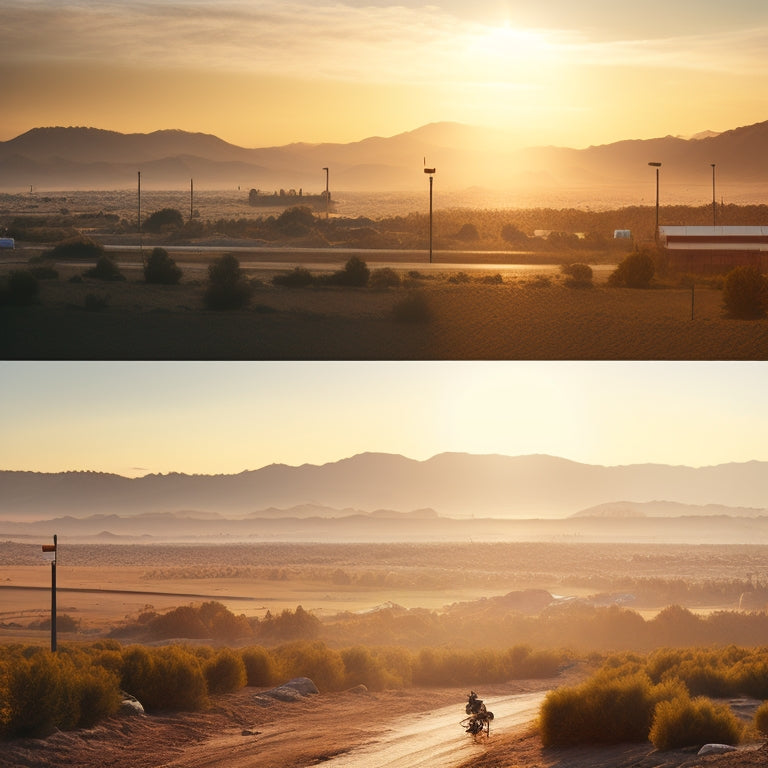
[609,249,655,288]
[455,223,479,241]
[275,206,315,236]
[722,265,768,318]
[144,247,182,285]
[143,208,184,233]
[328,256,370,287]
[501,223,527,244]
[561,263,593,288]
[204,253,252,309]
[84,256,126,281]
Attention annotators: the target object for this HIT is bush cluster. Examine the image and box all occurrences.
[722,265,768,318]
[204,254,252,310]
[649,694,743,750]
[608,249,655,288]
[144,247,182,285]
[84,256,125,282]
[0,270,40,306]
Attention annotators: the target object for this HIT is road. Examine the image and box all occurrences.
[160,690,545,768]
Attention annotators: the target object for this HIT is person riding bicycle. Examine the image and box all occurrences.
[466,691,486,716]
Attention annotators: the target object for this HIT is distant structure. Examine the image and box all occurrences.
[659,226,768,274]
[613,229,632,239]
[248,187,332,211]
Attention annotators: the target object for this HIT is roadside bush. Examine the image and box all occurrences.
[501,223,527,244]
[271,641,345,692]
[561,262,593,288]
[341,646,390,691]
[121,645,207,712]
[754,700,768,736]
[609,249,655,288]
[539,672,677,747]
[144,247,182,284]
[369,267,401,289]
[84,256,125,281]
[45,236,105,261]
[143,208,183,233]
[205,253,252,310]
[0,270,39,306]
[447,271,471,284]
[241,646,277,687]
[455,223,479,241]
[722,265,768,319]
[649,695,743,751]
[28,265,58,280]
[393,291,431,322]
[272,266,315,287]
[147,605,207,639]
[203,648,247,695]
[327,256,370,287]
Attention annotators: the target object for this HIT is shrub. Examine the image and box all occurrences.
[272,266,315,287]
[275,206,315,236]
[609,250,655,288]
[455,223,479,241]
[447,271,471,284]
[480,273,503,284]
[241,647,276,687]
[143,208,184,233]
[650,695,743,751]
[271,641,345,692]
[45,236,105,261]
[754,700,768,736]
[722,265,768,319]
[205,253,252,310]
[327,256,370,287]
[204,648,247,695]
[561,263,594,288]
[144,247,182,284]
[393,291,431,323]
[0,270,39,306]
[501,223,527,244]
[84,256,125,281]
[28,265,58,280]
[369,267,401,289]
[539,672,674,747]
[84,293,109,311]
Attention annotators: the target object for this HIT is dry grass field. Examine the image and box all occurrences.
[2,249,766,359]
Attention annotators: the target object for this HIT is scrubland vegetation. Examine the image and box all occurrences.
[540,645,768,750]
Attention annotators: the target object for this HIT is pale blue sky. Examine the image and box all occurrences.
[3,1,768,148]
[1,361,766,476]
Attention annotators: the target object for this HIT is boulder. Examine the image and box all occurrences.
[253,677,319,707]
[697,744,737,756]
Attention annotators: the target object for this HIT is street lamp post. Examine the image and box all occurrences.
[649,162,661,240]
[711,164,716,227]
[424,167,435,262]
[322,167,329,219]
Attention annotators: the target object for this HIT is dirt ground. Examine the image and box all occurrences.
[2,252,767,359]
[0,678,764,768]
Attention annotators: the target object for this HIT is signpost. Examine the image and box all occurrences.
[42,536,57,652]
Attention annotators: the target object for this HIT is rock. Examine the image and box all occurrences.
[697,744,737,756]
[346,684,369,694]
[119,692,145,716]
[253,677,319,707]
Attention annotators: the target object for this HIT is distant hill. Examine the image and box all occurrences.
[572,501,768,518]
[2,119,768,193]
[2,452,768,522]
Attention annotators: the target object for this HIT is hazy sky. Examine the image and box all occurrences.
[3,1,768,148]
[1,361,766,477]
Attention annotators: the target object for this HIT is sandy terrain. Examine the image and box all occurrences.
[2,250,766,359]
[0,678,764,768]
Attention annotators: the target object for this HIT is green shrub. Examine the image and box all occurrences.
[45,236,105,261]
[754,700,768,736]
[144,247,182,285]
[272,266,315,287]
[205,253,252,310]
[393,291,431,323]
[0,270,39,306]
[341,646,390,691]
[609,250,655,288]
[369,267,401,289]
[327,256,370,287]
[84,256,125,281]
[270,641,345,692]
[561,263,594,288]
[722,265,768,319]
[143,208,184,233]
[241,647,276,687]
[204,648,247,694]
[650,695,743,751]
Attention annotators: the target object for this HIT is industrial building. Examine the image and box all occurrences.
[659,226,768,274]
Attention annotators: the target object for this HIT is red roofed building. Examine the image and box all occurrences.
[659,226,768,274]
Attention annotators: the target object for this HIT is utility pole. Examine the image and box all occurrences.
[711,164,716,227]
[42,535,57,652]
[322,167,329,219]
[138,171,142,255]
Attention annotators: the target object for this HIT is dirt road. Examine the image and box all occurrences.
[158,690,544,768]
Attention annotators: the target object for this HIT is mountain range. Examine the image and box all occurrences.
[3,452,767,520]
[2,120,768,196]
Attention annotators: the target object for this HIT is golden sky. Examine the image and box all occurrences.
[3,1,768,148]
[2,361,767,477]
